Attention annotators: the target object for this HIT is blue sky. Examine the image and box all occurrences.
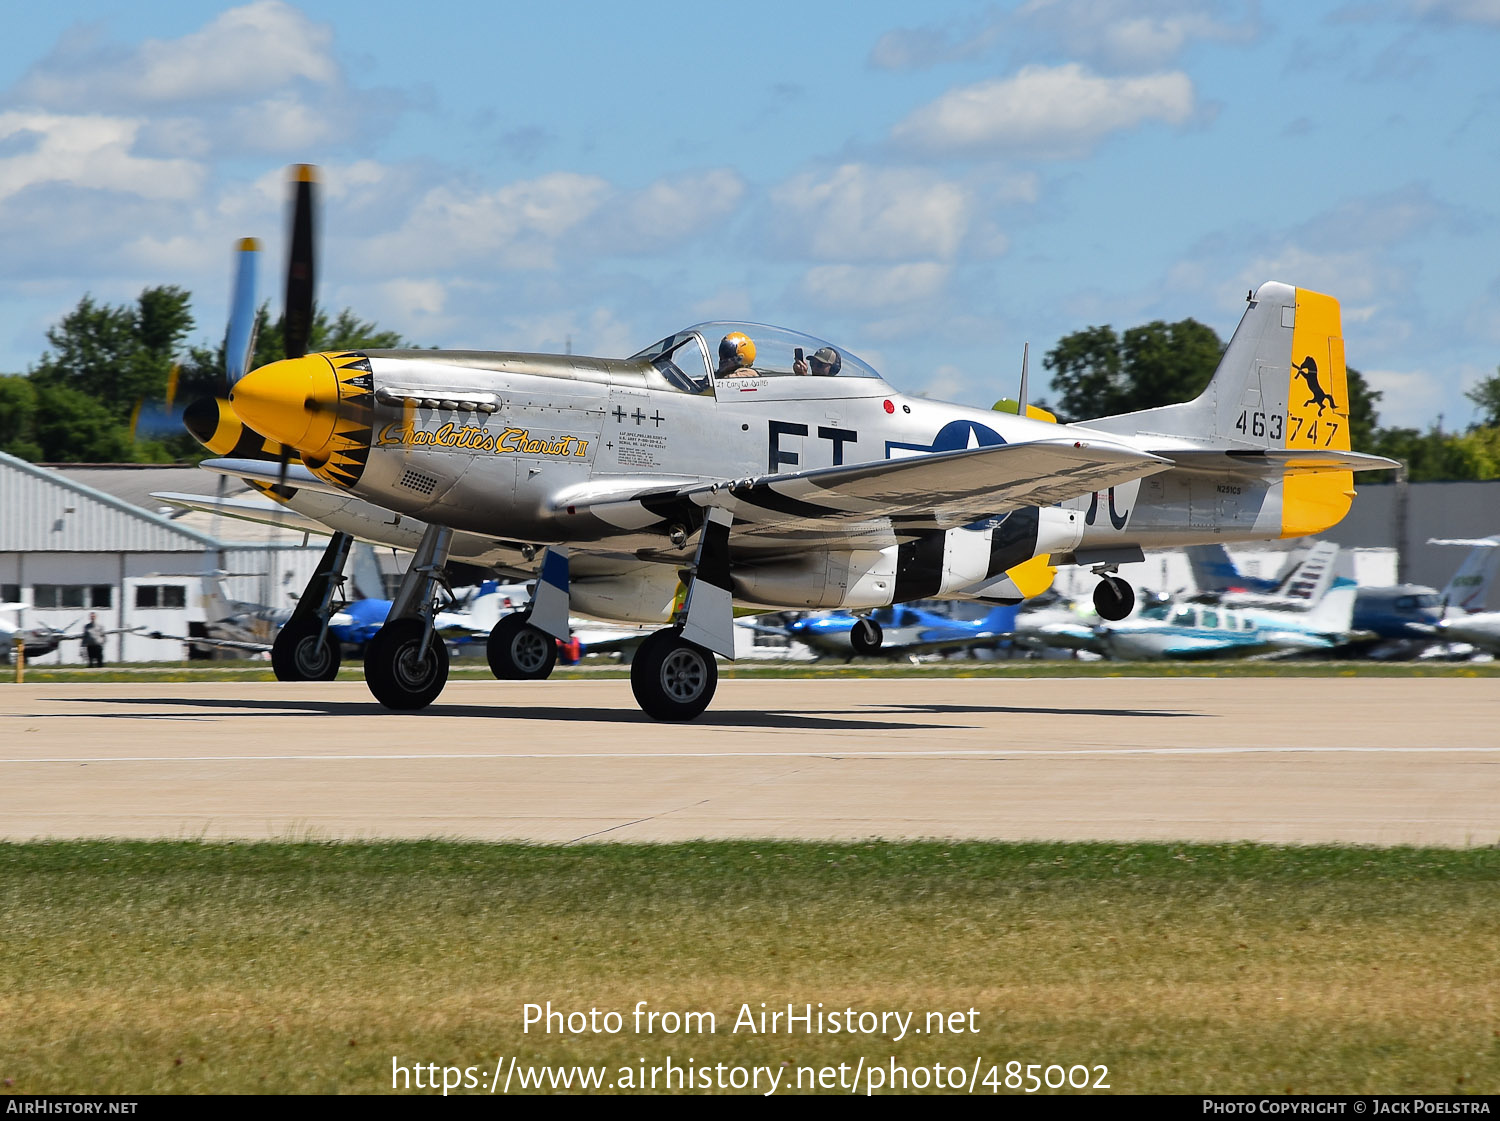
[2,0,1497,433]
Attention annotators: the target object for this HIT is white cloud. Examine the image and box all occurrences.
[769,164,976,262]
[912,362,971,401]
[379,278,448,319]
[593,169,746,252]
[355,172,613,272]
[800,263,951,310]
[0,111,203,203]
[7,3,396,162]
[891,63,1195,158]
[869,1,1258,73]
[1409,0,1500,25]
[1018,1,1260,70]
[869,15,1005,70]
[227,95,342,152]
[14,1,336,110]
[1362,367,1454,426]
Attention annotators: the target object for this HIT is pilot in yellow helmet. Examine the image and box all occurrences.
[716,332,757,378]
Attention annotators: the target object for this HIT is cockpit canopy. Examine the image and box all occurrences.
[629,321,884,393]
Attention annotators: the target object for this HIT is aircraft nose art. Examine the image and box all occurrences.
[230,354,340,456]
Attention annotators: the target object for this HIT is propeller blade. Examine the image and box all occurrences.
[1018,342,1029,416]
[225,238,261,387]
[283,164,317,361]
[274,444,296,499]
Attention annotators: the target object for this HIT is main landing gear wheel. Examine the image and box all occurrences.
[364,618,450,711]
[630,629,718,722]
[271,618,341,682]
[850,617,884,657]
[487,614,557,680]
[1093,575,1136,621]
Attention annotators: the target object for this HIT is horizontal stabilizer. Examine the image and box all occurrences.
[1158,448,1399,476]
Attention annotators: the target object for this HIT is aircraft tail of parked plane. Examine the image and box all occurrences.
[1187,540,1341,610]
[1186,544,1279,595]
[1430,535,1500,614]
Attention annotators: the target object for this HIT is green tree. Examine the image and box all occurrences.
[1366,426,1490,482]
[1344,366,1382,451]
[1465,368,1500,428]
[0,375,43,460]
[30,384,137,462]
[1044,319,1224,422]
[30,287,194,419]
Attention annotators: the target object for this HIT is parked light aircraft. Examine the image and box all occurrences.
[140,570,293,656]
[1095,582,1358,660]
[1188,540,1463,647]
[0,605,131,663]
[1023,544,1347,660]
[1430,535,1500,654]
[742,602,1019,661]
[171,166,1396,719]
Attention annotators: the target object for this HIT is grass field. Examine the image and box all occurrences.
[2,841,1497,1095]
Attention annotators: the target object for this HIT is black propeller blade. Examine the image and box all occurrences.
[283,164,317,361]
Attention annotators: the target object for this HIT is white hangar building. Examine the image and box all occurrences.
[0,451,332,664]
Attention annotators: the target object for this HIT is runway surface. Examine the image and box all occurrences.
[2,677,1497,846]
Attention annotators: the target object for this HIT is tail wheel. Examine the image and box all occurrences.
[630,629,718,722]
[487,614,557,680]
[364,618,449,711]
[1093,576,1136,621]
[272,618,341,681]
[850,617,884,656]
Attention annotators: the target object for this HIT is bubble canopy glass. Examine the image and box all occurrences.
[629,321,884,393]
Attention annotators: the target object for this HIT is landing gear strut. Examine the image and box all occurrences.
[630,629,718,722]
[271,531,351,681]
[849,616,883,656]
[364,524,453,711]
[488,613,557,680]
[1092,573,1135,621]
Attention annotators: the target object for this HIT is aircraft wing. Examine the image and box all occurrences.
[568,437,1170,549]
[197,458,350,496]
[152,490,333,535]
[143,629,274,654]
[884,631,1013,657]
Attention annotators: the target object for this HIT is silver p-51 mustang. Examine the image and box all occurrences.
[173,167,1396,720]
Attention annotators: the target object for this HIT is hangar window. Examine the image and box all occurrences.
[34,584,111,609]
[135,585,187,609]
[2,584,18,602]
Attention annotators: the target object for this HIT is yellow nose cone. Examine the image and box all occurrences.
[230,355,340,456]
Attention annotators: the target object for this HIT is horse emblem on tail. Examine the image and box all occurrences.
[1293,356,1338,414]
